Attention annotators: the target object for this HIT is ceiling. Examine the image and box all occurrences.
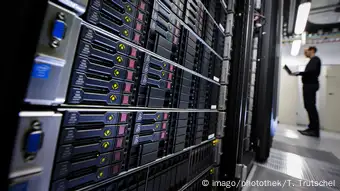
[283,0,340,37]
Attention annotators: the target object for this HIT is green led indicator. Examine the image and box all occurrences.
[114,69,120,76]
[116,56,123,63]
[108,114,114,121]
[112,83,119,90]
[119,44,125,50]
[104,130,112,137]
[124,16,131,23]
[126,5,132,12]
[100,157,106,164]
[102,141,110,149]
[110,95,117,102]
[97,171,104,178]
[123,30,129,37]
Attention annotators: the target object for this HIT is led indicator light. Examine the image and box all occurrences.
[110,95,117,101]
[124,16,131,23]
[123,29,129,37]
[104,130,112,137]
[156,124,159,129]
[97,171,104,178]
[102,141,110,149]
[116,56,123,63]
[108,114,114,121]
[114,69,120,76]
[126,5,132,13]
[157,114,160,119]
[161,71,165,76]
[119,44,125,50]
[112,83,119,90]
[163,63,167,68]
[100,157,107,164]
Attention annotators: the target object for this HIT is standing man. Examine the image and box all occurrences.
[292,46,321,137]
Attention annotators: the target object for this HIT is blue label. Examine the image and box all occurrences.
[31,63,51,79]
[9,182,28,191]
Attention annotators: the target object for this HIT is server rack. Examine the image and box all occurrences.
[7,0,233,191]
[218,0,283,190]
[219,0,254,186]
[252,0,283,162]
[7,0,283,190]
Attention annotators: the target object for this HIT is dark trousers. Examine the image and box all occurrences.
[302,84,320,132]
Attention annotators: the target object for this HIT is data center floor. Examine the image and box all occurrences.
[243,124,340,191]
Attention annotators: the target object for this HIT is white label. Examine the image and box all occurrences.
[213,76,220,82]
[208,134,215,139]
[211,105,217,109]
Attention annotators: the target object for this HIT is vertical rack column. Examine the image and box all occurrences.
[215,0,235,186]
[219,0,256,188]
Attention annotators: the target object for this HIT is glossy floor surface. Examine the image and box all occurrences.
[243,124,340,191]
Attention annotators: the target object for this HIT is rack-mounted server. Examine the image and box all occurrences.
[9,0,231,190]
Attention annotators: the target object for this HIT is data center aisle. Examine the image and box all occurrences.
[243,124,340,191]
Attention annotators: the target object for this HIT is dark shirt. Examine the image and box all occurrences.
[298,56,321,84]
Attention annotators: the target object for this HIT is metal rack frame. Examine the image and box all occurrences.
[219,0,255,187]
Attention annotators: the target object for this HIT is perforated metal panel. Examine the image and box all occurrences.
[257,149,340,190]
[272,141,340,165]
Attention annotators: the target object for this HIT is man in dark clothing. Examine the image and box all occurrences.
[292,46,321,137]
